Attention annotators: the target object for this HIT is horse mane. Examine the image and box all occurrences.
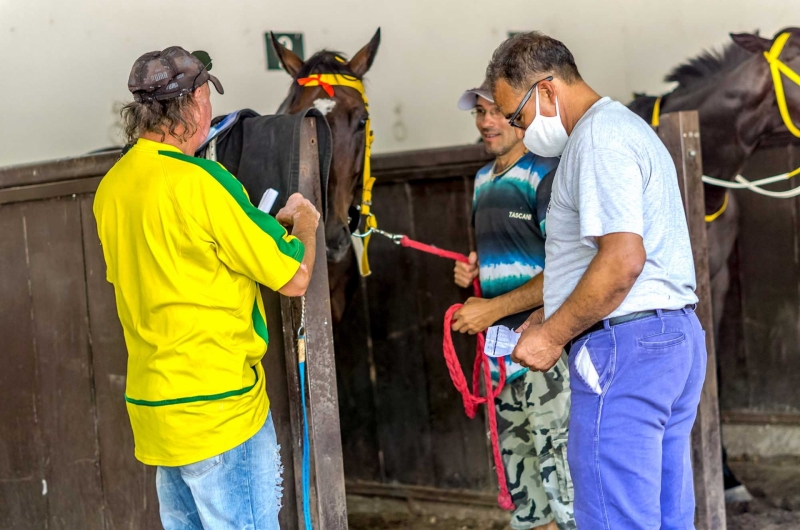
[664,41,753,89]
[281,50,362,110]
[297,50,358,79]
[665,28,800,90]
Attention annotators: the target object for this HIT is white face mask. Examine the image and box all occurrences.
[522,89,569,158]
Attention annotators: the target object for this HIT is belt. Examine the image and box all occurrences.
[570,304,695,348]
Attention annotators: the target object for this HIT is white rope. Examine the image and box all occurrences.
[702,172,800,198]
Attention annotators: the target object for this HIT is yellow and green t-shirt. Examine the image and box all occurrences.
[93,138,304,466]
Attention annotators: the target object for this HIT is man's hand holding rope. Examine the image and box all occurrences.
[452,297,504,335]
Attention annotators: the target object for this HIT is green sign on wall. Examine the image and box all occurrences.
[265,32,305,71]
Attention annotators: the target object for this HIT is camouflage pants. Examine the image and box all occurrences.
[496,353,576,530]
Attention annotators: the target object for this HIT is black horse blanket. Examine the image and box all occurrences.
[196,108,332,220]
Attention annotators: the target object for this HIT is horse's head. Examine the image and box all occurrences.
[271,29,381,264]
[730,28,800,138]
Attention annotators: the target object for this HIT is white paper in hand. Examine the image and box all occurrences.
[484,325,522,358]
[258,188,279,214]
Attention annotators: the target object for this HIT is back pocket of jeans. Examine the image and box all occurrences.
[638,331,685,349]
[181,454,223,478]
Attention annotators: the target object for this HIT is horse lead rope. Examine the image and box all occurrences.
[296,295,313,530]
[378,231,516,511]
[296,232,517,515]
[294,71,376,529]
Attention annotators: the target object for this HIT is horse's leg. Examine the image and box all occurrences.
[710,264,730,340]
[704,194,751,500]
[706,193,739,340]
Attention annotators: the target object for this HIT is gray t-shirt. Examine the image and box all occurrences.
[543,97,698,320]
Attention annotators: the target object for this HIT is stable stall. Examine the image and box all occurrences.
[0,112,726,529]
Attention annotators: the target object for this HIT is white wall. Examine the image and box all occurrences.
[1,0,799,166]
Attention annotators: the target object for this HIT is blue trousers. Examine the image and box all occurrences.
[567,308,706,529]
[156,413,283,530]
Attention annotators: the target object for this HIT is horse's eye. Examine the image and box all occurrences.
[357,117,368,130]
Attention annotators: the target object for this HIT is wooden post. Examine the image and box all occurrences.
[280,118,348,530]
[658,111,726,530]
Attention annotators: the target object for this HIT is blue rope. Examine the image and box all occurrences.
[299,353,313,530]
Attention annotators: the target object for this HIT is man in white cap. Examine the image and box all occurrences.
[451,80,575,530]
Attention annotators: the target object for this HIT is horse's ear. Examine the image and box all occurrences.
[270,31,304,77]
[349,28,381,77]
[730,31,771,54]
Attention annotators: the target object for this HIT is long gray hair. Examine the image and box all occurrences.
[120,93,199,144]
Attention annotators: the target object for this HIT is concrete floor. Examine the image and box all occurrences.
[726,456,800,529]
[347,456,800,530]
[347,495,511,530]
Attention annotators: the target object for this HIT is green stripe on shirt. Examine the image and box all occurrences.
[125,365,259,407]
[252,296,269,344]
[158,151,305,262]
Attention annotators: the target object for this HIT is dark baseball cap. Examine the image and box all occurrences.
[128,46,224,102]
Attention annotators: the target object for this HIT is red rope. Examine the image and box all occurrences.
[399,235,515,511]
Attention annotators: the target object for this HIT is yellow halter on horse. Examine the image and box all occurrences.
[650,96,662,128]
[764,31,800,138]
[296,73,377,276]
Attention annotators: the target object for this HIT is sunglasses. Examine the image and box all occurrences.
[507,75,554,129]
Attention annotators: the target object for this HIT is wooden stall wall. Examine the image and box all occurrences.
[0,128,332,528]
[0,193,115,529]
[338,145,499,498]
[717,136,800,421]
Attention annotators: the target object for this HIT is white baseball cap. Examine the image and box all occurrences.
[457,79,494,110]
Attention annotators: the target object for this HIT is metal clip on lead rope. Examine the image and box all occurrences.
[371,228,404,244]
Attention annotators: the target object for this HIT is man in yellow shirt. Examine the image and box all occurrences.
[94,46,319,530]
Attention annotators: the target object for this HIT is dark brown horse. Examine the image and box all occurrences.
[271,30,381,323]
[629,28,800,339]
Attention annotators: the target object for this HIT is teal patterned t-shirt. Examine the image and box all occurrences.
[473,151,559,383]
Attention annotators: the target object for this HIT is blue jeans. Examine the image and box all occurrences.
[567,308,706,529]
[156,413,283,530]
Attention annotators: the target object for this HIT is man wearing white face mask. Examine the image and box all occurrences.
[487,32,705,530]
[452,80,575,530]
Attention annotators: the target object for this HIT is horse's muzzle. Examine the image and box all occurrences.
[325,222,352,263]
